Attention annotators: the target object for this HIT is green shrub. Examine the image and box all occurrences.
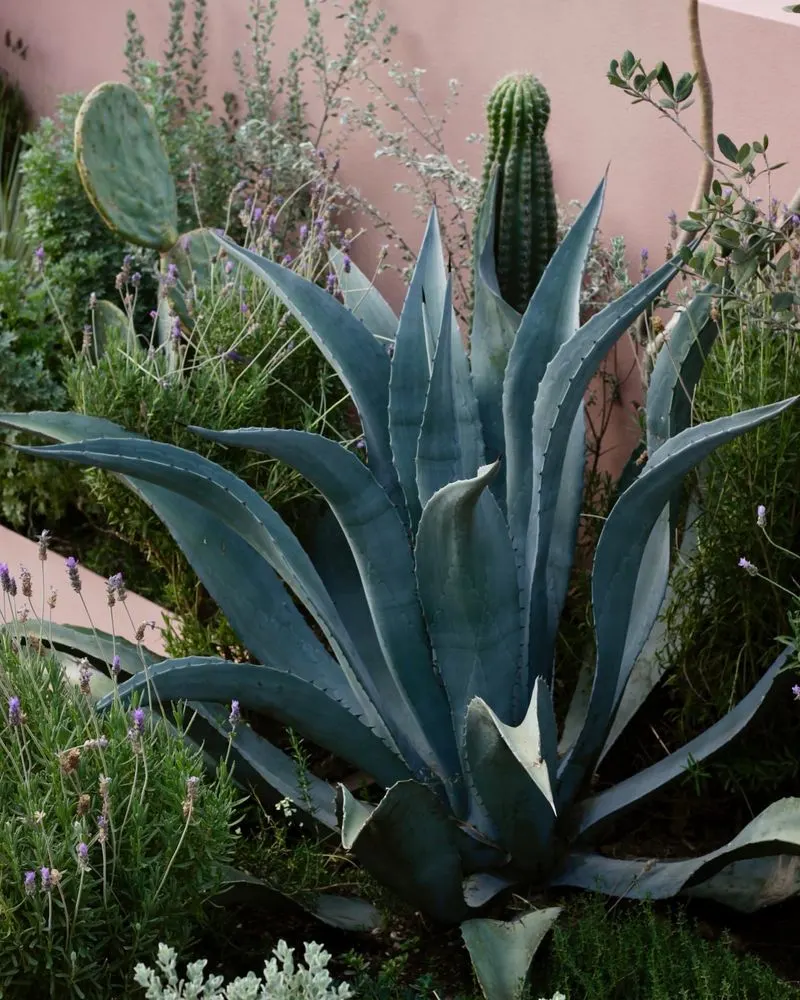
[0,632,236,999]
[660,291,800,794]
[539,895,796,1000]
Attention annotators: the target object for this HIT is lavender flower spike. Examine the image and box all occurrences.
[24,870,36,894]
[738,556,758,576]
[65,556,81,594]
[8,696,22,727]
[757,504,767,528]
[0,562,10,593]
[229,700,241,728]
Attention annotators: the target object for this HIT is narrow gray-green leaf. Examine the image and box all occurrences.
[189,425,460,797]
[213,235,399,506]
[461,908,562,1000]
[416,276,484,506]
[389,208,447,528]
[328,246,398,343]
[105,657,409,789]
[415,462,521,748]
[558,396,799,803]
[338,781,467,923]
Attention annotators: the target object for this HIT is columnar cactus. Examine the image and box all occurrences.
[478,73,558,314]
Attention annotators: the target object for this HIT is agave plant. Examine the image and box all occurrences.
[3,171,800,991]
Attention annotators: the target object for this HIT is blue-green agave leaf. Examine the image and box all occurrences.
[553,797,800,900]
[647,286,719,453]
[389,208,448,528]
[328,247,398,343]
[215,866,383,931]
[416,276,484,507]
[212,235,399,506]
[465,679,558,868]
[184,702,338,830]
[104,657,410,788]
[0,413,365,719]
[686,855,800,912]
[599,493,702,762]
[504,177,605,549]
[571,645,794,841]
[461,908,562,1000]
[470,168,522,475]
[415,462,521,749]
[188,425,460,795]
[525,254,683,688]
[559,396,799,803]
[338,781,468,923]
[2,620,160,675]
[14,435,391,734]
[309,508,387,672]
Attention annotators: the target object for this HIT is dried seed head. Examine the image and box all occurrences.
[77,793,91,817]
[37,529,51,561]
[59,748,81,775]
[20,565,32,599]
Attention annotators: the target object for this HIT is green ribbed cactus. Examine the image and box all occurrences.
[478,73,558,314]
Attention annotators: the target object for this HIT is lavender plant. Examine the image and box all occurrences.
[0,626,236,999]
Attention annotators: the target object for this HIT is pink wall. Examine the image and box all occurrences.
[3,0,800,470]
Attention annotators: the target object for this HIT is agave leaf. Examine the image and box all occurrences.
[103,657,410,789]
[309,508,387,672]
[525,254,683,688]
[415,462,521,749]
[215,866,383,931]
[1,620,160,674]
[328,247,398,343]
[184,702,338,830]
[646,286,719,453]
[416,276,484,507]
[465,680,558,867]
[389,208,448,528]
[213,235,399,507]
[571,645,794,841]
[461,908,562,1000]
[505,177,606,549]
[599,492,702,761]
[553,797,800,901]
[558,396,799,804]
[0,412,365,718]
[685,855,800,912]
[188,425,460,795]
[14,435,393,734]
[462,872,517,909]
[338,781,468,923]
[470,168,522,477]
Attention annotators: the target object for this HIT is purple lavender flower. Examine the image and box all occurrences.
[355,438,366,451]
[224,260,234,274]
[65,556,81,594]
[793,684,800,701]
[111,655,122,679]
[8,696,22,727]
[299,224,309,242]
[314,217,325,232]
[77,841,89,870]
[280,254,293,266]
[40,867,51,892]
[0,562,10,593]
[342,254,352,274]
[267,213,277,235]
[738,556,757,575]
[78,659,92,696]
[240,302,249,314]
[253,207,263,223]
[229,700,241,728]
[131,271,142,287]
[171,316,182,341]
[149,310,158,320]
[757,504,767,527]
[34,245,45,271]
[325,272,336,293]
[131,707,146,735]
[24,870,36,894]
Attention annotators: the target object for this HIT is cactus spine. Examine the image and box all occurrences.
[478,74,558,314]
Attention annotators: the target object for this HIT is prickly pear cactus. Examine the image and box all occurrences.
[478,73,558,314]
[74,82,179,252]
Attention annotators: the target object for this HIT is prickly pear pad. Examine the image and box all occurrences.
[75,82,179,252]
